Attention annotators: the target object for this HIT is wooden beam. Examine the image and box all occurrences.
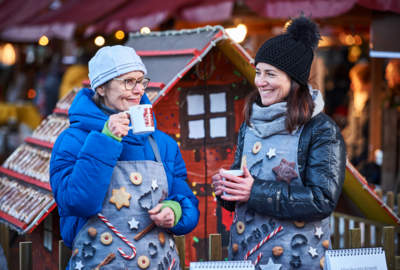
[0,224,9,269]
[208,234,222,261]
[19,241,32,270]
[370,58,384,161]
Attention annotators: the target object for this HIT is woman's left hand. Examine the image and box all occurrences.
[148,204,175,228]
[220,165,254,202]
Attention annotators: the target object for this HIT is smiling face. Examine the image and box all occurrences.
[255,62,291,106]
[97,71,145,112]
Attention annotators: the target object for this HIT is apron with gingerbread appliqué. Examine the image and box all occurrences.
[70,136,180,270]
[229,126,330,270]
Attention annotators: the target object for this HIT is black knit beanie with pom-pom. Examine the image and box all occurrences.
[254,15,320,85]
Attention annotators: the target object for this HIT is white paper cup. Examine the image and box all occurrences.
[126,104,155,134]
[222,169,243,196]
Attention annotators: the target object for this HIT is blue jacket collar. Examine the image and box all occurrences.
[68,88,156,142]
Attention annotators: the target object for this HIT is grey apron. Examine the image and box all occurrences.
[70,136,180,270]
[229,126,329,270]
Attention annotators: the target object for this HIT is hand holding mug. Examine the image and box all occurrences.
[108,112,130,138]
[148,203,175,228]
[219,165,254,202]
[125,104,155,134]
[211,172,224,196]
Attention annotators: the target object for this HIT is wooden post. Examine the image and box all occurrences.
[369,58,383,162]
[382,108,398,191]
[19,241,32,270]
[344,219,350,248]
[383,226,395,270]
[58,240,71,270]
[376,226,383,247]
[208,234,222,261]
[397,193,400,216]
[395,256,400,270]
[350,228,362,248]
[376,189,383,200]
[333,216,340,249]
[0,223,9,268]
[365,224,371,248]
[387,191,395,209]
[174,235,186,270]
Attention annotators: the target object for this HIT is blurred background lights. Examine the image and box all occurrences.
[140,27,151,34]
[38,35,49,46]
[0,43,16,66]
[226,23,247,43]
[115,30,125,40]
[94,35,105,47]
[318,36,333,47]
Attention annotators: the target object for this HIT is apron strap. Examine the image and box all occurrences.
[149,135,162,163]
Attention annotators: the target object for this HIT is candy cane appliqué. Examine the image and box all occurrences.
[244,225,283,260]
[97,213,137,260]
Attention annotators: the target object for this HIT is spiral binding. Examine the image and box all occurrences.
[190,260,254,269]
[326,247,384,256]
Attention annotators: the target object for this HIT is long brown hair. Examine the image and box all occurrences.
[244,81,314,133]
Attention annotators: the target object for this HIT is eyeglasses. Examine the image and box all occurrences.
[113,77,150,90]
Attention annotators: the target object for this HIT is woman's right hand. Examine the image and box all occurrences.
[211,172,223,196]
[107,112,130,138]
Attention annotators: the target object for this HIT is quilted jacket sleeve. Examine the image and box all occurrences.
[50,128,123,218]
[247,113,346,221]
[163,137,199,235]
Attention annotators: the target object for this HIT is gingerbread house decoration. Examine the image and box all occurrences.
[125,25,254,262]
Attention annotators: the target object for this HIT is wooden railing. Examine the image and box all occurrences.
[17,212,400,270]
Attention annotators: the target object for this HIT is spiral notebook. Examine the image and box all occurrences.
[190,260,254,270]
[325,247,387,270]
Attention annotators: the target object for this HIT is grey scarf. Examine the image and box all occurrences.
[250,101,289,138]
[249,88,324,138]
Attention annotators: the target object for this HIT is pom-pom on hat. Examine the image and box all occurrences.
[254,14,320,85]
[88,45,147,90]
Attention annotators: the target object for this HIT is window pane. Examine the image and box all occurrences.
[188,120,205,139]
[187,94,205,115]
[210,117,226,138]
[209,92,226,113]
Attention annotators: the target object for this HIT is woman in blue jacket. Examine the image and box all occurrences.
[50,45,199,269]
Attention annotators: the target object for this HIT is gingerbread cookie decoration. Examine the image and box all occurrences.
[252,141,262,154]
[137,255,150,269]
[100,232,113,245]
[272,158,298,184]
[130,172,143,185]
[109,187,131,210]
[236,221,245,234]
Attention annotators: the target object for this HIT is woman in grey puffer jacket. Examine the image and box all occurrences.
[212,15,346,269]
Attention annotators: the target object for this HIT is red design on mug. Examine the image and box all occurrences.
[143,108,154,127]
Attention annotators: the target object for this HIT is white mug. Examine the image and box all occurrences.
[126,104,155,134]
[221,169,243,196]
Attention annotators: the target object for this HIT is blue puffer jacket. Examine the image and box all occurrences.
[50,88,199,248]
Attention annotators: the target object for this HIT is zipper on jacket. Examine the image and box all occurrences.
[276,190,281,212]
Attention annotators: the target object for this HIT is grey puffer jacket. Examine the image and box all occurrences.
[219,112,346,221]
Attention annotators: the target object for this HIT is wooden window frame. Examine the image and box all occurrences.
[179,85,235,149]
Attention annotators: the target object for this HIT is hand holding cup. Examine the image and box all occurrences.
[125,104,155,134]
[218,165,254,202]
[108,112,130,138]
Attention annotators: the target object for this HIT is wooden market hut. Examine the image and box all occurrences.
[0,90,76,270]
[124,25,255,262]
